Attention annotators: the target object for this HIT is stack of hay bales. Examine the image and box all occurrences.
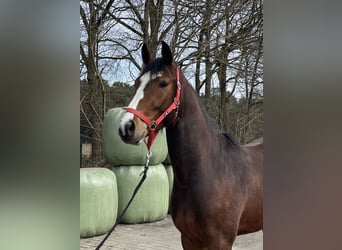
[80,168,118,238]
[103,108,170,224]
[163,154,174,206]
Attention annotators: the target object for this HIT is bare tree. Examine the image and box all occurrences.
[80,0,115,164]
[210,0,263,140]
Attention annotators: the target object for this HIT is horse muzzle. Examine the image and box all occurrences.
[118,119,146,145]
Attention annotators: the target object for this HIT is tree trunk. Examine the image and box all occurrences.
[80,1,114,166]
[195,29,204,93]
[217,8,230,131]
[204,0,212,99]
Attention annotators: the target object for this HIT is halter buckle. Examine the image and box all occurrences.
[177,81,181,90]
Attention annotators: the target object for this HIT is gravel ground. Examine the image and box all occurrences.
[80,215,263,250]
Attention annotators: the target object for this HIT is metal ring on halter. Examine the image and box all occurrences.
[149,121,157,130]
[146,150,152,159]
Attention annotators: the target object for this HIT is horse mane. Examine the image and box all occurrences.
[222,132,240,148]
[189,85,240,149]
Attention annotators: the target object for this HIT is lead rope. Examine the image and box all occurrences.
[95,150,152,250]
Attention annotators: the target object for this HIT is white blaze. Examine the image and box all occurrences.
[151,72,162,80]
[119,71,151,135]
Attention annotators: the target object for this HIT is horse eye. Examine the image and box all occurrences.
[159,81,168,88]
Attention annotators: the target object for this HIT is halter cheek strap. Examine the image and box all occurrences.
[125,67,182,150]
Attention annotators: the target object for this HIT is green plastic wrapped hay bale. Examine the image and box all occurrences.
[80,168,118,238]
[164,164,174,202]
[103,108,168,166]
[112,164,169,224]
[163,153,172,165]
[162,140,172,165]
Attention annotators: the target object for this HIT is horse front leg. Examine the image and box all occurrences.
[208,240,233,250]
[181,232,234,250]
[181,233,204,250]
[207,224,237,250]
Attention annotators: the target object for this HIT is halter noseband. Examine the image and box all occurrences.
[125,67,182,150]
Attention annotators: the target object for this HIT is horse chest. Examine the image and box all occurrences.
[170,188,213,240]
[172,205,207,245]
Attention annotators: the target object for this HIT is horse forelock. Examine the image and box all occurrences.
[142,58,167,75]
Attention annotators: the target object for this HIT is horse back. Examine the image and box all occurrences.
[243,138,263,168]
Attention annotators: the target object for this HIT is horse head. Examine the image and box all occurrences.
[118,42,180,146]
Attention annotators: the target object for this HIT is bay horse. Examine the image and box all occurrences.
[118,41,263,250]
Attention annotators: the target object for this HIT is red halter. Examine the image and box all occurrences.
[125,67,182,150]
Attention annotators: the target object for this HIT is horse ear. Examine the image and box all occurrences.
[142,43,153,65]
[161,41,173,65]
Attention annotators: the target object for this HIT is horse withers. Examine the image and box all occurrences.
[118,41,263,250]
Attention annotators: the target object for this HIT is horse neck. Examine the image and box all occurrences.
[166,82,215,187]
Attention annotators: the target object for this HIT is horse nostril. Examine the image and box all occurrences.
[124,120,135,137]
[118,126,124,137]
